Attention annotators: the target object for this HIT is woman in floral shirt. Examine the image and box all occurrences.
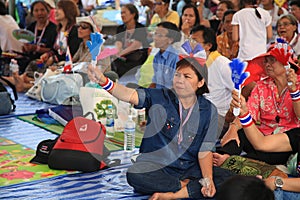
[213,42,300,166]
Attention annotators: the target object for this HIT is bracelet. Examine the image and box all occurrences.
[290,90,300,101]
[238,112,254,127]
[100,77,115,92]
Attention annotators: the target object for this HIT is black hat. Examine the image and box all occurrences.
[30,139,57,164]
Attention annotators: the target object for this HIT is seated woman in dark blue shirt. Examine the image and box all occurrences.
[88,57,234,199]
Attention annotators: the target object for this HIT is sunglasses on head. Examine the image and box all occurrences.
[76,23,91,30]
[154,1,164,5]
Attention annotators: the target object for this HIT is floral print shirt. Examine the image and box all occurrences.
[247,76,300,135]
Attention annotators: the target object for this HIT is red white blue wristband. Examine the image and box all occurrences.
[290,90,300,101]
[100,77,114,92]
[238,112,254,128]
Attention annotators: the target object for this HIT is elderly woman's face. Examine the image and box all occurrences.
[277,18,297,42]
[263,56,286,78]
[173,65,203,98]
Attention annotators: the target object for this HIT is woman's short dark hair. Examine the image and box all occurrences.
[219,0,234,10]
[123,4,139,22]
[179,4,200,31]
[157,21,181,43]
[30,0,49,16]
[216,175,274,200]
[222,9,236,22]
[175,57,209,96]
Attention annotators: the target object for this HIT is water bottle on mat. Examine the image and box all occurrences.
[124,115,135,152]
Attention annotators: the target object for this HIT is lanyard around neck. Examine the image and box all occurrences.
[34,20,49,45]
[178,100,196,145]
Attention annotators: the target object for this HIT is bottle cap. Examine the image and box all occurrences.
[107,104,113,108]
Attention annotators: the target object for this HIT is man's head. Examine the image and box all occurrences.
[289,0,300,21]
[154,21,180,51]
[190,25,217,54]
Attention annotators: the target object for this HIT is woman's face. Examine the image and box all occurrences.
[121,6,135,24]
[263,56,286,78]
[223,14,234,34]
[154,0,168,15]
[55,7,65,22]
[173,65,204,98]
[277,18,297,42]
[216,3,228,20]
[32,2,49,23]
[182,8,196,28]
[77,22,92,40]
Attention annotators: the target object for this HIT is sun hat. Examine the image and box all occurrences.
[76,16,102,33]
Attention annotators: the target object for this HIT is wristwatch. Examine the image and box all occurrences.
[275,177,284,189]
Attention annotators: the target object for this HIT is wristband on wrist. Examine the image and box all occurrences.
[238,112,254,127]
[290,90,300,101]
[100,77,115,92]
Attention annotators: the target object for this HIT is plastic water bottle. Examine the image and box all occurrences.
[124,115,135,152]
[9,59,19,76]
[106,104,115,138]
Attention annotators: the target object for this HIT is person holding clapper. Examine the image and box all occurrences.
[87,32,234,199]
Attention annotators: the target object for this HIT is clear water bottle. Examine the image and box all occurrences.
[124,115,135,152]
[9,59,19,76]
[106,104,115,138]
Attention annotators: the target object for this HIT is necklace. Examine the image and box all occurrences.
[272,85,288,123]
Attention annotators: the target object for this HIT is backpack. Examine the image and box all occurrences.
[0,76,18,115]
[48,112,120,172]
[41,73,83,105]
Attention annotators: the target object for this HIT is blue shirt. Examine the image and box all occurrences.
[152,46,179,89]
[135,88,218,176]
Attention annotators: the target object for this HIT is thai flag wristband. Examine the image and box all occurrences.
[238,112,254,128]
[290,90,300,101]
[100,77,115,92]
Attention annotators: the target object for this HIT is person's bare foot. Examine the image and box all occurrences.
[13,73,25,92]
[212,153,230,167]
[149,192,175,200]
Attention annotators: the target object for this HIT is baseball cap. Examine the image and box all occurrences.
[30,138,58,164]
[76,16,102,33]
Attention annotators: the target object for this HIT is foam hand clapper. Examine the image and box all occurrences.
[229,58,250,116]
[86,32,105,67]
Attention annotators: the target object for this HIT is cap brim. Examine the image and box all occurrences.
[30,155,48,164]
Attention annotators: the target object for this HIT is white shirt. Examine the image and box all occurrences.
[204,51,234,117]
[232,7,272,60]
[0,15,23,52]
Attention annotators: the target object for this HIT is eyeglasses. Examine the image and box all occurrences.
[153,32,168,37]
[154,2,164,5]
[263,56,277,65]
[76,24,91,30]
[277,22,293,27]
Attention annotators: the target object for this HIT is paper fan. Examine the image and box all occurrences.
[12,29,35,43]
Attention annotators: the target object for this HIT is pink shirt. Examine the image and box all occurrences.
[247,76,300,135]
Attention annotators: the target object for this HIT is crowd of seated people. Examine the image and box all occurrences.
[2,0,300,199]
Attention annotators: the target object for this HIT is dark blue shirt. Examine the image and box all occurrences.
[135,88,218,176]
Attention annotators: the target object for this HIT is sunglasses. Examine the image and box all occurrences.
[76,24,91,30]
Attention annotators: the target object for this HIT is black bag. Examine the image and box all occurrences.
[48,112,120,172]
[124,49,148,63]
[0,76,18,115]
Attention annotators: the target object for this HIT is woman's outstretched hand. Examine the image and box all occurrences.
[87,64,106,85]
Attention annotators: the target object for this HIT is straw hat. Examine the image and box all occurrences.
[76,16,102,32]
[44,0,55,8]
